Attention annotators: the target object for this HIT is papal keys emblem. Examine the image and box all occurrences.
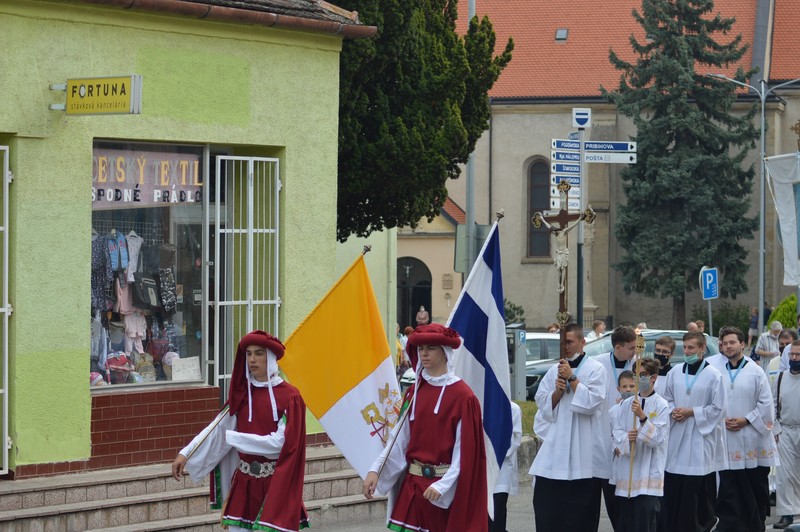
[360,383,402,444]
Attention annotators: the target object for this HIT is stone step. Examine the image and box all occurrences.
[0,486,209,531]
[91,512,220,532]
[304,444,351,475]
[303,468,364,500]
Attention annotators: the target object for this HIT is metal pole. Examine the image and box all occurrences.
[707,299,713,337]
[577,128,585,328]
[758,81,766,334]
[465,0,477,270]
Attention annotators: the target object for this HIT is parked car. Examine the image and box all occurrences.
[525,329,719,401]
[524,332,561,400]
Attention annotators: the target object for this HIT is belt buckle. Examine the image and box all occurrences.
[250,461,262,476]
[421,464,435,479]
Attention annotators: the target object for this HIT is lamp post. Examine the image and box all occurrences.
[709,73,800,333]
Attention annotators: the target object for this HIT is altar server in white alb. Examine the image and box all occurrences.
[530,322,609,532]
[662,331,727,532]
[707,326,777,532]
[611,357,669,532]
[489,401,522,532]
[772,340,800,529]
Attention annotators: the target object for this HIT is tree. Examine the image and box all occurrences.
[504,298,525,325]
[602,0,758,327]
[336,0,513,241]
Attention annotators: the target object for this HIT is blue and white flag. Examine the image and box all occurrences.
[766,153,800,286]
[446,221,512,511]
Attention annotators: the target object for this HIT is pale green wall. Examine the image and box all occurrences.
[0,0,341,466]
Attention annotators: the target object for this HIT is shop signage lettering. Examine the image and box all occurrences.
[65,75,142,116]
[92,148,203,210]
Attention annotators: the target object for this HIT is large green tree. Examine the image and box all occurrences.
[336,0,513,241]
[602,0,759,326]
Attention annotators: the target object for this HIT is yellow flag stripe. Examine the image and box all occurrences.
[282,256,391,418]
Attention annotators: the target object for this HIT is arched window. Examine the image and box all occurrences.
[528,160,551,257]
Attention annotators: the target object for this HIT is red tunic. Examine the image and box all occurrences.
[221,382,309,532]
[390,379,487,532]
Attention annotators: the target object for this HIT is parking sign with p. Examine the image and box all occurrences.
[700,266,719,300]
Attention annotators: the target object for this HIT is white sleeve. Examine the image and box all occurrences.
[180,410,237,483]
[780,345,790,373]
[570,364,607,415]
[692,372,727,436]
[745,370,775,436]
[430,420,461,509]
[371,414,410,496]
[225,416,286,459]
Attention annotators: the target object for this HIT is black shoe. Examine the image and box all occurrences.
[773,516,793,529]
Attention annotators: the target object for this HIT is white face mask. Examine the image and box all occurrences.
[639,375,653,394]
[566,352,580,362]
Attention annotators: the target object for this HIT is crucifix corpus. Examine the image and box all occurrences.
[531,180,596,359]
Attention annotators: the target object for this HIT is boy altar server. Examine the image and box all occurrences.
[363,323,487,532]
[612,357,670,532]
[662,330,727,532]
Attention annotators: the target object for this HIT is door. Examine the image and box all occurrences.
[206,156,280,399]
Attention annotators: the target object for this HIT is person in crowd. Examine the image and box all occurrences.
[636,322,648,332]
[529,322,609,532]
[772,340,800,529]
[586,320,607,341]
[171,331,309,532]
[687,322,699,332]
[748,307,760,349]
[653,336,676,396]
[756,321,784,372]
[707,326,776,532]
[596,325,639,531]
[662,331,727,532]
[610,371,636,484]
[415,305,430,326]
[490,401,522,532]
[777,328,798,374]
[612,358,670,532]
[695,320,706,333]
[546,322,560,333]
[363,323,486,532]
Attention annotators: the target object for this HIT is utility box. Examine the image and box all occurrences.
[506,324,527,401]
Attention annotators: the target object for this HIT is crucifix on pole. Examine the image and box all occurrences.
[532,181,596,359]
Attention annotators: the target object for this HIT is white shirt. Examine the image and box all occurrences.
[611,391,670,497]
[494,402,523,495]
[706,354,777,469]
[597,351,635,413]
[663,360,727,475]
[529,355,611,480]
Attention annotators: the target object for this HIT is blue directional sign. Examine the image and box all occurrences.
[551,163,581,174]
[583,141,637,152]
[551,175,580,186]
[568,131,580,141]
[700,267,719,300]
[551,150,581,162]
[552,139,581,150]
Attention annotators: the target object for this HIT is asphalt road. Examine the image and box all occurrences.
[314,480,791,531]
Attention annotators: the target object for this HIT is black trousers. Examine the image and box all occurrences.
[715,467,770,532]
[663,471,717,532]
[616,494,660,532]
[488,492,509,532]
[602,478,621,531]
[533,476,602,532]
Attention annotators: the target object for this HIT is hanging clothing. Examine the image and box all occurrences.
[123,312,147,356]
[91,236,113,312]
[125,232,144,283]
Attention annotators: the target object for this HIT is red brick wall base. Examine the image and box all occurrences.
[10,386,332,480]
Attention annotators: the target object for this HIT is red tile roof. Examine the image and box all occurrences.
[442,197,466,225]
[771,0,800,81]
[458,0,760,99]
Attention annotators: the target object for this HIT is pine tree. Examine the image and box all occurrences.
[602,0,758,326]
[336,0,513,241]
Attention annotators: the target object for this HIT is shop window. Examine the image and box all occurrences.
[90,141,204,387]
[527,160,551,257]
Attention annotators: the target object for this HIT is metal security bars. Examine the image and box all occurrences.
[0,146,9,475]
[208,156,281,398]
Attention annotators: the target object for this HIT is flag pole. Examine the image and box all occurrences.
[374,400,411,481]
[628,332,645,498]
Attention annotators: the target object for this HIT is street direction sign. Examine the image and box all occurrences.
[573,108,591,128]
[700,266,719,300]
[551,175,580,186]
[583,141,637,152]
[550,185,580,198]
[549,197,580,211]
[568,131,580,141]
[551,150,581,162]
[584,152,637,164]
[551,163,581,174]
[551,139,581,150]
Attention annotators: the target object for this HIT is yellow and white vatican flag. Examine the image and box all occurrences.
[766,152,800,286]
[282,256,402,478]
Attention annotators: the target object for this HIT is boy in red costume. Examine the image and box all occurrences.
[171,330,308,532]
[363,323,487,532]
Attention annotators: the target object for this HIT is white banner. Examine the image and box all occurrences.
[765,153,800,286]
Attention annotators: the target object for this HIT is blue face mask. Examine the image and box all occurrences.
[684,354,700,365]
[619,391,634,400]
[790,359,800,372]
[639,375,653,394]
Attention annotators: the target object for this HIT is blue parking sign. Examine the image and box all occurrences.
[700,267,719,300]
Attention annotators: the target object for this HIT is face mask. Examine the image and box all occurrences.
[639,376,652,394]
[655,354,670,367]
[619,390,634,400]
[566,352,580,362]
[684,354,700,365]
[790,360,800,372]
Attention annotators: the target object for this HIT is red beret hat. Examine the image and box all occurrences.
[237,330,285,360]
